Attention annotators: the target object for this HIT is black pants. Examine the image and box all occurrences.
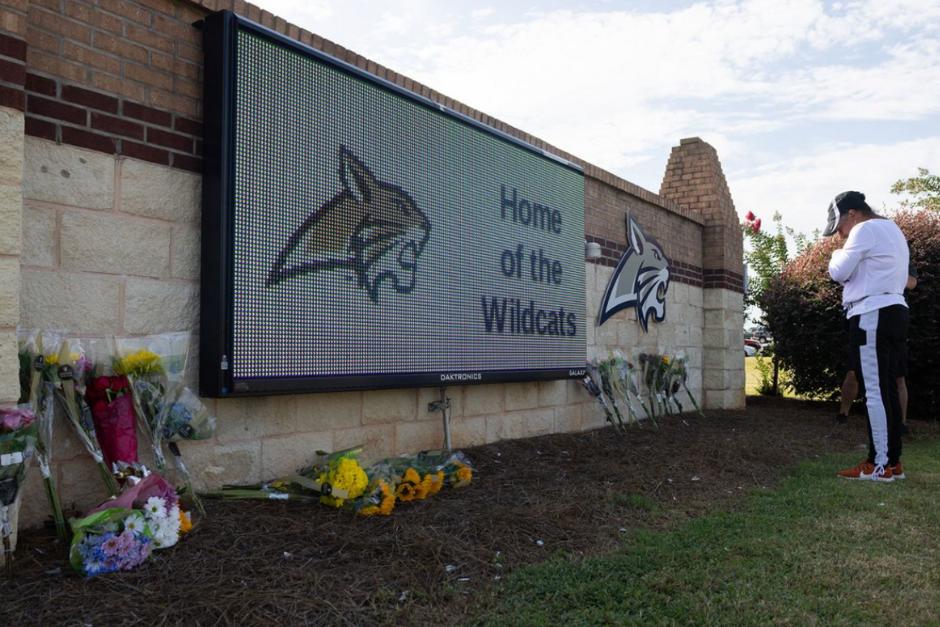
[848,304,909,467]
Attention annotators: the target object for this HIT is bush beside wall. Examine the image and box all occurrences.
[764,209,940,419]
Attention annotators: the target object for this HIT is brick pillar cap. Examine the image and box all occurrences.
[679,137,703,145]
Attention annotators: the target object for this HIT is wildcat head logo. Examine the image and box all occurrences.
[597,216,670,331]
[267,146,431,302]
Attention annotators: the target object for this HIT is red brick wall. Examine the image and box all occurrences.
[660,138,744,291]
[0,0,205,171]
[0,0,28,112]
[1,0,743,285]
[585,178,704,287]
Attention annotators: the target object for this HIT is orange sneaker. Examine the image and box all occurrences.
[837,461,894,482]
[889,463,905,480]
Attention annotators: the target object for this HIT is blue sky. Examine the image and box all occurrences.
[251,0,940,239]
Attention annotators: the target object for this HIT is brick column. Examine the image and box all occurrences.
[660,138,744,409]
[0,16,27,405]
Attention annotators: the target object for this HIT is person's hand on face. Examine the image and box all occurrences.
[837,209,858,238]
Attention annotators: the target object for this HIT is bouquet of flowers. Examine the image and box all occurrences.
[17,330,67,539]
[587,351,702,431]
[351,477,397,517]
[444,456,474,489]
[85,374,138,472]
[207,448,361,504]
[581,365,621,432]
[206,445,475,519]
[592,352,645,432]
[637,352,701,417]
[113,336,179,470]
[162,387,216,441]
[69,471,186,576]
[115,333,213,515]
[368,450,472,506]
[313,449,370,508]
[50,339,118,496]
[1,407,37,568]
[91,473,181,548]
[69,508,153,576]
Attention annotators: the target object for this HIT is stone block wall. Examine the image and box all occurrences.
[1,0,745,526]
[0,106,23,405]
[0,0,26,405]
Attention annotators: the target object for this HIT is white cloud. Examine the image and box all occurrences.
[770,37,940,121]
[251,0,940,216]
[729,136,940,237]
[249,0,334,25]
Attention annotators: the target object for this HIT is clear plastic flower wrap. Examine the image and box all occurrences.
[351,474,397,517]
[68,507,154,576]
[114,332,189,470]
[1,406,37,569]
[205,447,475,517]
[588,350,703,431]
[17,329,67,539]
[50,338,118,496]
[162,387,216,441]
[114,332,211,515]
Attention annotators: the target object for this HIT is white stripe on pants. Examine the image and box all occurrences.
[859,310,888,467]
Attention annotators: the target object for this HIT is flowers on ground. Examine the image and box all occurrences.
[144,496,181,549]
[209,449,476,518]
[355,479,396,517]
[318,455,369,508]
[76,527,152,576]
[451,462,473,488]
[70,508,154,576]
[179,509,193,534]
[70,472,185,576]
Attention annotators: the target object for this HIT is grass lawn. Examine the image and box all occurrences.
[476,438,940,626]
[745,355,798,398]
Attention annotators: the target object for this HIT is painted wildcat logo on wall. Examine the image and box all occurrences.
[597,216,671,331]
[267,146,431,303]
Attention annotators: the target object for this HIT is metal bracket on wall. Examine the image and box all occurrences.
[427,386,452,451]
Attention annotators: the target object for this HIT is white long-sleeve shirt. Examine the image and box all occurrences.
[828,218,909,318]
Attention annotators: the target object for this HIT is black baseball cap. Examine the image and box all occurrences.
[823,191,871,237]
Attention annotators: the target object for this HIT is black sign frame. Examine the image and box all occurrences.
[200,10,585,397]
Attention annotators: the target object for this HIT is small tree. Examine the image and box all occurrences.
[742,211,810,395]
[891,167,940,212]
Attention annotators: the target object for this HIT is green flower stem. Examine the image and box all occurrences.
[169,443,206,517]
[125,374,161,469]
[56,380,117,497]
[41,471,67,540]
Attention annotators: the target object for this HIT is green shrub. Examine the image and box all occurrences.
[762,210,940,418]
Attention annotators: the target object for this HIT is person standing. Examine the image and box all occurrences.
[824,191,909,482]
[836,265,917,432]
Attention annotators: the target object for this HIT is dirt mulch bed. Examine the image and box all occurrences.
[3,397,936,626]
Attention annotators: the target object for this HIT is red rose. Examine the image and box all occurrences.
[753,218,762,232]
[86,377,107,403]
[745,210,755,222]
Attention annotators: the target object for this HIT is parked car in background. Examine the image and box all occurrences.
[744,338,762,352]
[744,342,758,357]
